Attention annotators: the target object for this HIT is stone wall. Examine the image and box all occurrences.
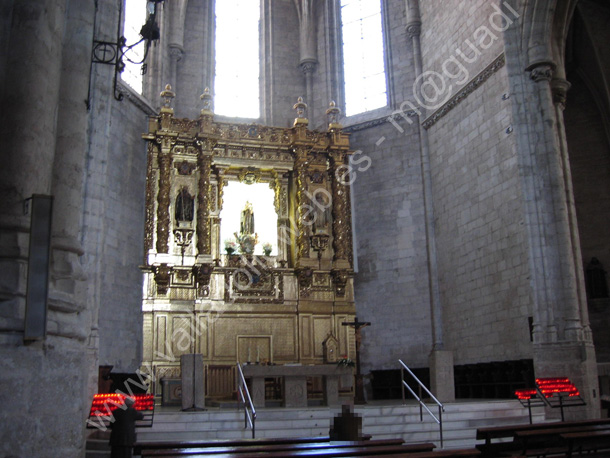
[426,66,532,363]
[418,1,533,364]
[90,84,151,372]
[350,120,433,370]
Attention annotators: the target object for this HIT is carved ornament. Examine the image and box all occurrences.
[237,167,262,184]
[194,263,214,297]
[423,53,506,130]
[154,264,172,295]
[331,269,350,297]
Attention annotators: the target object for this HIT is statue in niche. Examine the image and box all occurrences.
[236,201,258,254]
[585,257,608,299]
[240,201,255,236]
[175,188,194,222]
[312,191,331,235]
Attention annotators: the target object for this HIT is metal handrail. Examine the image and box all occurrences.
[399,359,445,448]
[236,362,257,438]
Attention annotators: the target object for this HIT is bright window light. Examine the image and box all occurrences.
[122,0,147,93]
[220,182,277,256]
[215,0,260,118]
[340,0,387,116]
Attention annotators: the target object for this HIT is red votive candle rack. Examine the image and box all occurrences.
[87,393,155,428]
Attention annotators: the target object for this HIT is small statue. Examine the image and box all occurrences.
[240,201,255,236]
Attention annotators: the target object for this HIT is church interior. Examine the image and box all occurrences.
[1,0,610,456]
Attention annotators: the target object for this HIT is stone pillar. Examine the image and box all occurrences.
[181,353,205,410]
[522,62,599,418]
[295,0,318,123]
[300,61,316,124]
[0,0,67,282]
[551,77,593,342]
[429,350,455,402]
[50,0,94,319]
[406,0,452,397]
[169,45,184,92]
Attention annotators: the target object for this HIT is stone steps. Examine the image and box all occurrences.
[86,399,546,456]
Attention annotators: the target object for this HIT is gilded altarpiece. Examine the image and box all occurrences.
[141,91,356,397]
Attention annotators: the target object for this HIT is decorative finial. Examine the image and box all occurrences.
[160,84,175,109]
[293,96,308,126]
[326,100,341,129]
[200,87,213,115]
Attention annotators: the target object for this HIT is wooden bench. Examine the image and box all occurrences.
[140,439,410,456]
[515,422,610,453]
[476,418,610,445]
[376,449,481,458]
[476,418,610,456]
[135,437,332,455]
[163,443,437,457]
[562,430,610,457]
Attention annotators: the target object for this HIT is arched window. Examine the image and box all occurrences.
[122,0,147,93]
[214,0,260,118]
[340,0,387,116]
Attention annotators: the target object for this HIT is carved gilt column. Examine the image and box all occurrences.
[144,141,157,259]
[196,150,212,257]
[155,85,177,255]
[156,141,173,254]
[294,147,311,260]
[329,151,351,263]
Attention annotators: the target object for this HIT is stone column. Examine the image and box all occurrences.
[295,0,318,123]
[50,0,95,319]
[524,62,599,418]
[169,45,184,92]
[0,0,68,315]
[167,0,188,93]
[406,0,453,399]
[527,63,585,342]
[551,76,593,342]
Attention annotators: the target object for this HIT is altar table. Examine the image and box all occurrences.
[242,364,353,408]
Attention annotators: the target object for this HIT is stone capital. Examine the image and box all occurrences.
[527,62,555,83]
[299,59,317,76]
[551,78,571,109]
[406,21,422,39]
[169,44,184,62]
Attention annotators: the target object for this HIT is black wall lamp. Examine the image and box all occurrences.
[90,0,165,102]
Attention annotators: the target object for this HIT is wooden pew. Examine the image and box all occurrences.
[159,443,436,457]
[379,449,481,458]
[476,418,610,457]
[562,430,610,457]
[140,439,410,456]
[135,437,331,455]
[515,422,610,455]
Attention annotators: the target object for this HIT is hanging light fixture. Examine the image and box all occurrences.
[90,0,165,102]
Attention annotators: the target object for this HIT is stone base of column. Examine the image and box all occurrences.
[534,342,600,420]
[429,349,455,402]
